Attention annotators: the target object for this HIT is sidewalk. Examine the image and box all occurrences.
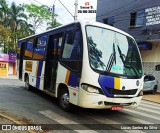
[142,86,160,104]
[0,75,18,79]
[142,92,160,104]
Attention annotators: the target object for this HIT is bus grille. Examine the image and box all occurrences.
[106,88,137,95]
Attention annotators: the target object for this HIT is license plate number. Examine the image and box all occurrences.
[111,106,123,110]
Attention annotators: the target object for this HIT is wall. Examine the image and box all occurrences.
[140,41,160,62]
[96,0,160,42]
[8,63,13,75]
[0,54,16,76]
[0,62,8,77]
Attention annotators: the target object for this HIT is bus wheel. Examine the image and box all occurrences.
[58,89,71,111]
[25,76,31,91]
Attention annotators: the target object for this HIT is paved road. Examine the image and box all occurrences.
[0,79,160,133]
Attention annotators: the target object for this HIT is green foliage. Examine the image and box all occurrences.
[0,0,34,53]
[46,19,62,30]
[0,24,16,53]
[24,4,52,33]
[0,1,61,53]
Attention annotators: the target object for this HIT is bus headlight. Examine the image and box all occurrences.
[81,84,104,95]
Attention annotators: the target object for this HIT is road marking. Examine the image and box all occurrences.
[39,110,98,133]
[137,106,160,115]
[140,103,160,110]
[39,110,78,124]
[78,113,145,133]
[141,100,160,107]
[123,109,160,121]
[0,113,35,133]
[119,114,153,124]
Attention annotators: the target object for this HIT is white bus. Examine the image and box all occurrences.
[17,21,143,111]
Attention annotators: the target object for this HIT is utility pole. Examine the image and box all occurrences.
[52,4,55,27]
[74,0,78,20]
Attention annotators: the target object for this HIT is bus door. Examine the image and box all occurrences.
[45,34,62,93]
[19,42,25,79]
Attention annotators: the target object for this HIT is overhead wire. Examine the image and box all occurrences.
[32,0,44,5]
[58,0,74,18]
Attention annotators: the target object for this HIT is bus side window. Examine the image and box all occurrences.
[53,36,63,60]
[61,29,82,72]
[58,37,62,58]
[24,38,34,59]
[33,36,47,60]
[17,42,22,59]
[62,31,81,60]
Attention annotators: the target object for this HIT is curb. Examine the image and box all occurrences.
[0,76,18,79]
[0,113,36,133]
[142,99,160,104]
[142,92,160,104]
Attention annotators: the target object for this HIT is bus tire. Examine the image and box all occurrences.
[58,88,71,111]
[25,75,31,91]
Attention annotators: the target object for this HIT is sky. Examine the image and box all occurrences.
[6,0,97,33]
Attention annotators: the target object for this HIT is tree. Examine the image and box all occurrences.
[17,21,34,39]
[8,2,28,50]
[0,1,34,53]
[24,4,52,33]
[9,2,27,33]
[0,0,9,27]
[0,24,13,53]
[46,18,61,30]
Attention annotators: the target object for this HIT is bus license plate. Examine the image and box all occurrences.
[111,106,123,110]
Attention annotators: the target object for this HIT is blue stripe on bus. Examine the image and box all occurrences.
[98,75,114,97]
[68,72,80,87]
[36,61,43,89]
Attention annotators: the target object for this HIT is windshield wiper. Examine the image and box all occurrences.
[117,45,139,77]
[106,43,116,72]
[117,45,125,64]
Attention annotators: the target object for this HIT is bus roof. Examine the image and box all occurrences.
[18,20,134,41]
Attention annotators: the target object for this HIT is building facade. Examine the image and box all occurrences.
[96,0,160,85]
[0,53,16,77]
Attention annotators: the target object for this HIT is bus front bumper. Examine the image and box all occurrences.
[78,90,142,109]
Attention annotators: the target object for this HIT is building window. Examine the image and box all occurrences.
[155,65,160,71]
[130,10,144,27]
[138,41,152,50]
[103,16,114,26]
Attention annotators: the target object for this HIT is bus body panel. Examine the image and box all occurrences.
[55,63,79,105]
[23,60,45,90]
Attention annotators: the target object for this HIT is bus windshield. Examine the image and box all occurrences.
[86,25,143,78]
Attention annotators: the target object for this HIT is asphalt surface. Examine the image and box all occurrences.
[0,78,160,133]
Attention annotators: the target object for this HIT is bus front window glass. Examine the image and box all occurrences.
[86,26,142,78]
